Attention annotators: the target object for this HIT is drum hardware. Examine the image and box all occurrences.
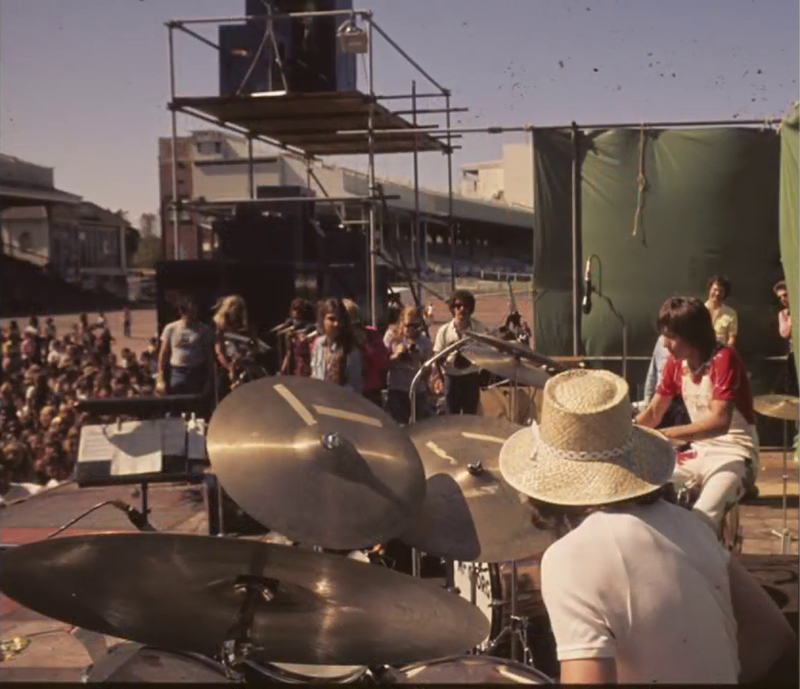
[485,561,532,664]
[207,376,426,551]
[40,499,157,541]
[409,338,471,424]
[754,394,799,555]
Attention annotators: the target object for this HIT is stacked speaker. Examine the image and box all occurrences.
[219,0,357,96]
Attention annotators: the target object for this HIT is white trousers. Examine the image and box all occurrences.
[671,450,747,529]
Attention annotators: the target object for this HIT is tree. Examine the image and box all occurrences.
[125,226,141,262]
[132,235,163,268]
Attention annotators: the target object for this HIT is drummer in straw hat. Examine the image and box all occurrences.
[499,368,795,685]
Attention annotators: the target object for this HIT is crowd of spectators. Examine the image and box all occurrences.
[0,313,158,497]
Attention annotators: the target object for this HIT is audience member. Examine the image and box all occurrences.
[384,305,432,424]
[705,275,737,347]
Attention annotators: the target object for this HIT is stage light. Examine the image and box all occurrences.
[337,19,368,54]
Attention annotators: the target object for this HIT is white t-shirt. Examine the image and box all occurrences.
[541,499,739,684]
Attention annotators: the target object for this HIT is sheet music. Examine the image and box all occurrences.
[79,422,163,476]
[78,426,118,463]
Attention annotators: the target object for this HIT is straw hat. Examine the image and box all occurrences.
[499,368,675,506]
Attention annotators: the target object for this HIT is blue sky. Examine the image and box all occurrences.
[1,0,797,224]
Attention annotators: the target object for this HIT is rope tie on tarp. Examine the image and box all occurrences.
[632,123,648,238]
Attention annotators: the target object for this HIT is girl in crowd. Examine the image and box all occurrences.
[384,305,432,424]
[342,299,389,406]
[310,298,362,393]
[280,298,315,377]
[705,275,737,348]
[212,294,251,390]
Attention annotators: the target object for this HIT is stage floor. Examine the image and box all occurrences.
[0,451,797,681]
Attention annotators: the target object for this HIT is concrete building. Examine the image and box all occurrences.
[461,142,534,211]
[159,130,536,274]
[1,153,131,297]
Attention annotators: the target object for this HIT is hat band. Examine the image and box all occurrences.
[531,423,633,462]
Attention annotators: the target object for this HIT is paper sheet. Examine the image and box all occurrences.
[187,419,207,460]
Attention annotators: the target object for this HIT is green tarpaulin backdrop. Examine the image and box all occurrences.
[779,104,799,385]
[533,125,787,383]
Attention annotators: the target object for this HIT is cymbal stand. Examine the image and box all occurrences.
[485,561,533,665]
[409,339,471,578]
[770,418,797,554]
[220,575,278,681]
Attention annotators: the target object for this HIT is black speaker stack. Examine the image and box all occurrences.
[219,0,357,96]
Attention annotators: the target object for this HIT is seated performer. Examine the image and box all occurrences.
[310,298,362,394]
[279,298,315,377]
[636,297,758,528]
[431,289,485,415]
[499,368,795,684]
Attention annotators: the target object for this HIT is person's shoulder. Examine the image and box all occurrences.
[712,345,742,368]
[721,303,737,317]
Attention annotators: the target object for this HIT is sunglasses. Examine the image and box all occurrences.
[452,302,468,310]
[406,322,422,328]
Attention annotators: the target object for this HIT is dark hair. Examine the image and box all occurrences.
[657,297,716,357]
[774,280,788,294]
[526,485,669,533]
[316,298,354,352]
[707,275,731,300]
[177,295,196,316]
[290,298,315,324]
[448,289,476,314]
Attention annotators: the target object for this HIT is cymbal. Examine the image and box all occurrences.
[401,416,553,562]
[464,348,551,388]
[465,331,564,371]
[207,377,426,550]
[753,394,799,422]
[0,533,491,666]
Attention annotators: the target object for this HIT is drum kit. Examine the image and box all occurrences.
[753,393,799,555]
[0,336,561,684]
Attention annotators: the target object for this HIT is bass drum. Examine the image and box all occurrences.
[393,655,553,683]
[83,644,229,683]
[452,556,558,678]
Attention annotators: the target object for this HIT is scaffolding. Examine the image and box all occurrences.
[165,7,464,326]
[166,7,782,353]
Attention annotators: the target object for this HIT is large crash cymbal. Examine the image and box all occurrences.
[465,348,551,388]
[465,331,565,371]
[207,377,426,550]
[753,394,799,422]
[402,416,553,562]
[0,533,490,666]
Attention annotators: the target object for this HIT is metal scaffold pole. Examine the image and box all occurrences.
[367,16,378,327]
[446,90,455,293]
[168,24,180,261]
[412,80,421,278]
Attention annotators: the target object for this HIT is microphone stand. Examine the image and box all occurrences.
[583,254,628,380]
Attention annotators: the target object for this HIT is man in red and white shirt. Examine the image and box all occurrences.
[637,297,759,529]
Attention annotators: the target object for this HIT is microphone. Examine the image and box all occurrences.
[112,500,156,532]
[269,319,293,334]
[582,258,593,315]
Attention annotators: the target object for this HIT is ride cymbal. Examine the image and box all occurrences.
[464,349,551,388]
[465,332,564,371]
[207,377,426,550]
[402,416,553,562]
[753,394,800,422]
[0,533,490,666]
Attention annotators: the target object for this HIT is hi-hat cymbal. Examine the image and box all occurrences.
[207,377,426,550]
[0,533,490,665]
[753,394,799,422]
[401,416,553,563]
[465,331,564,371]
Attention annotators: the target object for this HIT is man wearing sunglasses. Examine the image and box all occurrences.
[432,289,485,414]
